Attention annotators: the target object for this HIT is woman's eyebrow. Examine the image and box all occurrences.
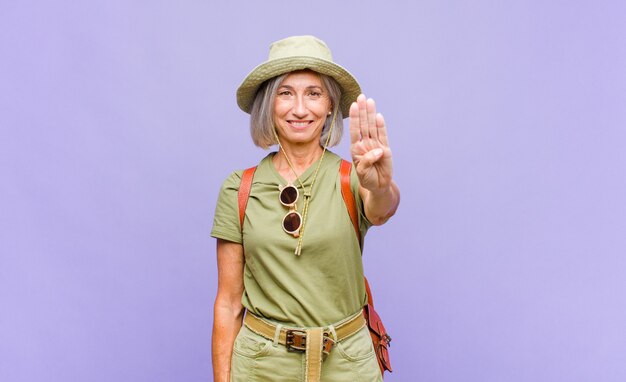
[277,85,323,90]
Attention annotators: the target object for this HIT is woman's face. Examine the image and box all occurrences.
[273,70,332,147]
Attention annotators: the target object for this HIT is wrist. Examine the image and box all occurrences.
[368,182,396,199]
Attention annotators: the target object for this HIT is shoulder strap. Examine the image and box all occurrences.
[339,160,374,307]
[238,166,257,229]
[339,160,362,248]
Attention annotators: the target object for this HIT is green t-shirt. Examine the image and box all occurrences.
[211,151,372,327]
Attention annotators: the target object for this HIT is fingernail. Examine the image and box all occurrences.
[373,148,383,157]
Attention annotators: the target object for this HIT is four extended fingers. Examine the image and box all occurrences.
[350,93,387,145]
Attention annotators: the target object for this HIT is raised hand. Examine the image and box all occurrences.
[349,94,394,194]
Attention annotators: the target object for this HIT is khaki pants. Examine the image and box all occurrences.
[231,324,383,382]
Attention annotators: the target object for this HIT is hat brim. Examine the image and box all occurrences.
[236,56,361,117]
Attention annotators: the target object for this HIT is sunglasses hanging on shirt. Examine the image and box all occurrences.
[279,184,302,237]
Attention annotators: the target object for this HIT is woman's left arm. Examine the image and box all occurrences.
[350,94,401,226]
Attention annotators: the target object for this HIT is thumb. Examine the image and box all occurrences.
[359,148,383,168]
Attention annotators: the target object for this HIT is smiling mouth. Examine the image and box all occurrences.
[288,120,313,128]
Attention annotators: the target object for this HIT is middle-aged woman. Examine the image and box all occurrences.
[211,35,400,382]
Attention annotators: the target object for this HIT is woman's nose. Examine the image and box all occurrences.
[292,95,307,117]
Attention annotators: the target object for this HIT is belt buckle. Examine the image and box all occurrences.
[285,329,307,353]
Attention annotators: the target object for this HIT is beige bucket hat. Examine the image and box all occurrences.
[236,35,361,117]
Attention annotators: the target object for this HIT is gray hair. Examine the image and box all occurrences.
[249,71,344,149]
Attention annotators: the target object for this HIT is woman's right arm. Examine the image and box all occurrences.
[212,238,245,382]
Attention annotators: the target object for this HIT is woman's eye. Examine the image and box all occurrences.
[278,90,292,96]
[308,91,321,97]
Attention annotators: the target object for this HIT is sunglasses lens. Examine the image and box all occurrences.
[282,212,301,233]
[280,186,298,205]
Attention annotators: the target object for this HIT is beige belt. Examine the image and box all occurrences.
[244,312,366,382]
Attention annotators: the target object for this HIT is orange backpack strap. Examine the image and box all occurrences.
[238,166,257,229]
[339,160,362,248]
[339,160,373,306]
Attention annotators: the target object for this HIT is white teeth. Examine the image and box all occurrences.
[290,121,310,127]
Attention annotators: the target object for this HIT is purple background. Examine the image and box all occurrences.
[2,1,625,381]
